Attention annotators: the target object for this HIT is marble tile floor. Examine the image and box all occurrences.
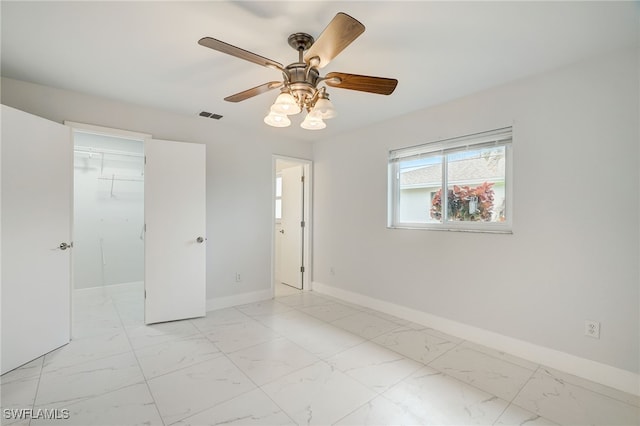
[1,282,638,426]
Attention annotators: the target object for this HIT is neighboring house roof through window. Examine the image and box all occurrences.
[400,155,505,188]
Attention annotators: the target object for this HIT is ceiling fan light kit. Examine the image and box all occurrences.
[301,111,327,130]
[270,91,301,115]
[312,90,337,119]
[263,111,291,127]
[198,12,398,130]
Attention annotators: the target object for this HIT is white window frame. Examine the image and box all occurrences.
[388,127,513,233]
[275,173,283,222]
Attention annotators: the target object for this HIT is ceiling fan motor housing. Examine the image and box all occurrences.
[286,63,320,107]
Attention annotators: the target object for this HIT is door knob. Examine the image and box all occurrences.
[59,242,72,250]
[279,229,285,234]
[196,237,205,243]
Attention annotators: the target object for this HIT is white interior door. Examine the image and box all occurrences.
[274,222,283,283]
[1,105,72,374]
[144,139,206,324]
[279,165,304,289]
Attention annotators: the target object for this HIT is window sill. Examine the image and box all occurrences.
[387,225,512,234]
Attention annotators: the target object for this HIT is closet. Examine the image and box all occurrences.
[73,131,144,295]
[2,109,207,373]
[72,126,207,326]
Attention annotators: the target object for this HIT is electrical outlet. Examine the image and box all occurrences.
[235,273,241,283]
[585,320,600,339]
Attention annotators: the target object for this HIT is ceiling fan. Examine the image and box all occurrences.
[198,12,398,130]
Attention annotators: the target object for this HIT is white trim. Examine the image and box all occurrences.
[65,121,151,141]
[311,281,640,396]
[206,289,272,312]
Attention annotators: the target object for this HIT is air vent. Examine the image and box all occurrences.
[199,111,223,120]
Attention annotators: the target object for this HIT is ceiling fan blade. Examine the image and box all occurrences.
[198,37,283,70]
[303,12,365,68]
[224,81,283,103]
[324,72,398,95]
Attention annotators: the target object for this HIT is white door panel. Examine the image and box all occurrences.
[279,165,303,289]
[274,223,283,283]
[1,105,72,374]
[144,139,206,324]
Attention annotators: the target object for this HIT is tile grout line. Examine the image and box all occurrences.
[274,288,561,424]
[126,297,294,424]
[199,320,285,357]
[130,338,253,425]
[240,290,389,424]
[308,288,640,414]
[534,365,640,410]
[111,291,167,426]
[40,289,162,423]
[410,336,531,424]
[67,292,137,369]
[310,288,640,408]
[152,323,298,426]
[453,343,541,373]
[222,350,299,426]
[272,290,467,423]
[492,365,545,426]
[130,324,223,382]
[329,394,378,426]
[28,357,44,426]
[234,310,335,387]
[425,338,465,366]
[323,340,426,399]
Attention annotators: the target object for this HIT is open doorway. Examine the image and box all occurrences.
[273,156,312,295]
[70,123,149,338]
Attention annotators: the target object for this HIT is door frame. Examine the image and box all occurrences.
[272,155,312,294]
[65,121,150,336]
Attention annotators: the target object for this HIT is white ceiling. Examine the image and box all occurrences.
[2,1,638,142]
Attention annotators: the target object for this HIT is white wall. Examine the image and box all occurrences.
[312,48,639,377]
[1,77,312,304]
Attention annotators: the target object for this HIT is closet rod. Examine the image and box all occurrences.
[97,175,143,182]
[74,146,144,158]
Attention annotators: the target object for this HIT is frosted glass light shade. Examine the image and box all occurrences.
[300,112,326,130]
[264,111,291,127]
[271,92,301,115]
[311,97,337,119]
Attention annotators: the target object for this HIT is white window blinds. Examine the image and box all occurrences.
[389,127,512,162]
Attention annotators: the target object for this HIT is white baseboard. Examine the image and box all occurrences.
[206,289,273,312]
[311,281,640,397]
[73,281,143,295]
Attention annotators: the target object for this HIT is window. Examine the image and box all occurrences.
[275,174,283,221]
[388,127,512,233]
